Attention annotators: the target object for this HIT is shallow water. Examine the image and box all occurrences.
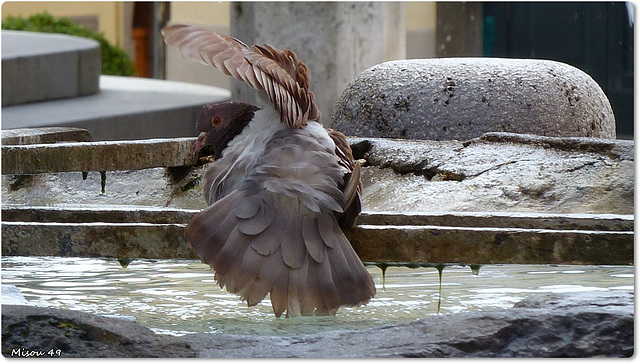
[1,257,633,336]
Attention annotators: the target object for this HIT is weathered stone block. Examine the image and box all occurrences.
[2,31,100,106]
[354,133,633,215]
[1,137,199,175]
[332,58,616,140]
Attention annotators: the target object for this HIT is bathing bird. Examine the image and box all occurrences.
[162,24,375,317]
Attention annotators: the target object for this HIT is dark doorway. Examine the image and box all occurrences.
[132,2,153,77]
[483,2,634,139]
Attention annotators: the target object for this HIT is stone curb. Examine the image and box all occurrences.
[2,76,230,141]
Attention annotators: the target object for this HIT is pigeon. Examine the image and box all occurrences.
[162,24,375,317]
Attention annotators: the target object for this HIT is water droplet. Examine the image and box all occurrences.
[469,264,481,276]
[118,258,134,268]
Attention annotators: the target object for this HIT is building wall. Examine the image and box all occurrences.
[165,1,231,89]
[2,1,437,86]
[1,1,125,47]
[170,1,229,27]
[406,2,437,58]
[166,1,436,88]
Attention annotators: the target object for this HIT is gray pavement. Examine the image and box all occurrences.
[2,30,230,140]
[2,76,230,140]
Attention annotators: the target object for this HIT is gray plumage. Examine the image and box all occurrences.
[162,24,375,317]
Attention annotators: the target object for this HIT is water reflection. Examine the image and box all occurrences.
[1,257,633,336]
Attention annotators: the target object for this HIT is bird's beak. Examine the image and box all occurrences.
[193,131,209,154]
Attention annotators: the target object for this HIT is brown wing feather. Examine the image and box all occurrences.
[327,129,362,227]
[161,24,261,88]
[162,24,320,128]
[252,44,310,91]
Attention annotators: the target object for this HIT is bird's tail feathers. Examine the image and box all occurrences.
[185,188,375,317]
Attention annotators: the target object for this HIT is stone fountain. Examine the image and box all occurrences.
[0,30,633,358]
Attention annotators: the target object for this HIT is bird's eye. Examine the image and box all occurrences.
[212,116,222,126]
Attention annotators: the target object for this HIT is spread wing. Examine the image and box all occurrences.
[162,24,320,128]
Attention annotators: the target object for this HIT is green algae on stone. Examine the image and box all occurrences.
[100,171,106,194]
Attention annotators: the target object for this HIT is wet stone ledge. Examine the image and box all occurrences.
[1,132,633,214]
[353,133,634,215]
[2,205,633,231]
[1,207,633,265]
[1,132,633,265]
[1,137,199,175]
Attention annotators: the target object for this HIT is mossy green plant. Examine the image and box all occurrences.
[56,321,79,330]
[2,11,136,76]
[180,176,202,192]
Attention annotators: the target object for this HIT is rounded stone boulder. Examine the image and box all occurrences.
[331,58,616,140]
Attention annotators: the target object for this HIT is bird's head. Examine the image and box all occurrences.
[194,101,261,159]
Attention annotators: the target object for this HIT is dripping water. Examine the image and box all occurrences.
[117,258,134,268]
[469,264,481,276]
[100,171,107,194]
[435,264,445,314]
[376,263,389,291]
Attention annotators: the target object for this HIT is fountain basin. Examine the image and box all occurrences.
[0,128,634,358]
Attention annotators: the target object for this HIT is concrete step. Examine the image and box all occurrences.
[2,30,100,106]
[1,76,230,141]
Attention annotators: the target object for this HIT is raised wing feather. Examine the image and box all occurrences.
[162,24,320,128]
